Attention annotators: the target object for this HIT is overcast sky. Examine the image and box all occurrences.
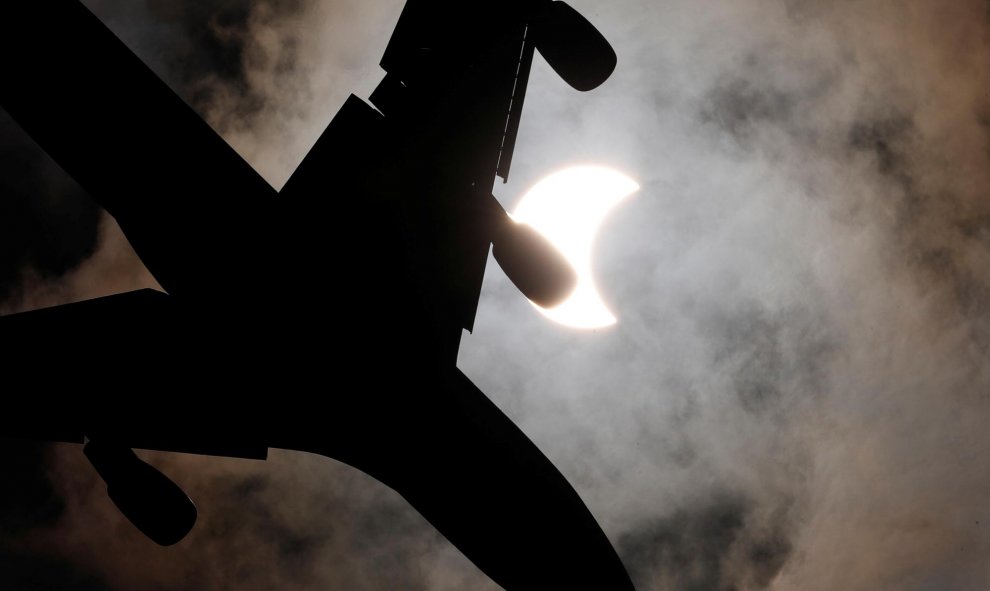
[2,1,989,589]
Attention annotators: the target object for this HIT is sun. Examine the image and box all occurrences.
[511,165,639,329]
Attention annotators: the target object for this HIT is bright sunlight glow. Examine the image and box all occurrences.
[512,165,639,329]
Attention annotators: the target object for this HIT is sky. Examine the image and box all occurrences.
[2,0,990,589]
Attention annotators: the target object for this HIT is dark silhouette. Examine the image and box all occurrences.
[0,1,632,588]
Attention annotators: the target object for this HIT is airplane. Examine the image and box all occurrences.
[0,1,633,588]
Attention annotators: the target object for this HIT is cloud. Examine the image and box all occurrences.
[6,447,492,591]
[84,0,400,188]
[0,113,102,311]
[463,0,990,588]
[618,490,792,591]
[0,440,111,591]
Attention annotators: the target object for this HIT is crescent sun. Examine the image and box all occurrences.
[512,165,639,329]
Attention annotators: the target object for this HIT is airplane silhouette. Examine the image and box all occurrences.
[0,1,634,588]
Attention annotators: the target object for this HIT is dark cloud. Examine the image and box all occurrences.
[618,492,791,591]
[847,115,916,183]
[700,77,795,145]
[0,549,110,591]
[700,300,834,415]
[0,441,110,591]
[845,110,990,346]
[0,441,65,535]
[83,0,400,186]
[0,113,101,308]
[85,0,312,146]
[0,445,487,591]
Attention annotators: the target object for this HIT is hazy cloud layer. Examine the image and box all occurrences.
[466,0,990,588]
[3,0,989,589]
